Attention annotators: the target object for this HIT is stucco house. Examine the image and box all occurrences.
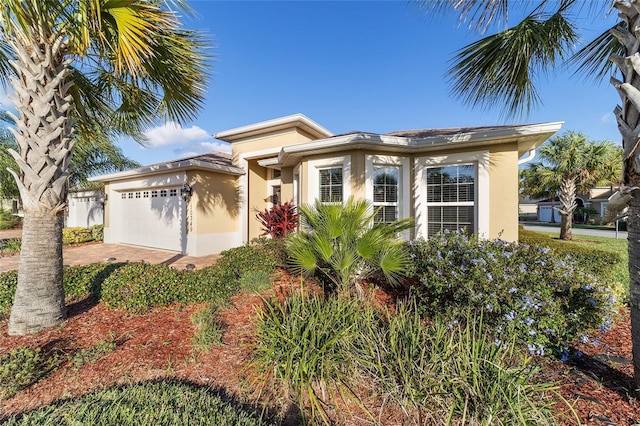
[536,185,621,224]
[90,114,562,256]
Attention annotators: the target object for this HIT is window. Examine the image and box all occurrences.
[169,189,177,197]
[272,185,281,205]
[272,168,281,179]
[121,193,126,200]
[143,191,149,198]
[128,192,133,199]
[135,192,141,198]
[373,166,398,223]
[151,190,158,198]
[426,164,475,235]
[319,167,343,203]
[160,189,167,197]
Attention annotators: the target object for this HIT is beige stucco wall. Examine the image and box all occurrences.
[187,170,239,235]
[231,129,317,160]
[488,144,519,241]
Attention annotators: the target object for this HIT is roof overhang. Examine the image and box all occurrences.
[89,158,245,183]
[270,121,563,167]
[214,113,334,143]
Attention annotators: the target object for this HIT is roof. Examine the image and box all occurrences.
[89,151,244,183]
[214,113,334,143]
[259,122,564,166]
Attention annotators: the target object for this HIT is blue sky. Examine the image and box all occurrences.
[0,1,624,166]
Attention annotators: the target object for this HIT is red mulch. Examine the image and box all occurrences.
[1,274,639,425]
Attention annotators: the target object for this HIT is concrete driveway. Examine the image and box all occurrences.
[0,230,220,273]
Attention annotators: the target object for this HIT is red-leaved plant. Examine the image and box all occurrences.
[256,201,299,239]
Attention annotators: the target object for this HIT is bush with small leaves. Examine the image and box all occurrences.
[0,346,59,399]
[407,231,616,358]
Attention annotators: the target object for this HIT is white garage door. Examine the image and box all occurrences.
[114,187,184,252]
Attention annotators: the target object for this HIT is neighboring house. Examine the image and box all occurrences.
[66,190,105,228]
[535,185,620,223]
[90,114,562,256]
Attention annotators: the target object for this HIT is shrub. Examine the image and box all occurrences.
[0,346,59,399]
[101,263,198,311]
[0,269,18,319]
[1,381,272,425]
[0,238,21,255]
[90,224,104,241]
[407,232,616,357]
[286,197,413,293]
[0,209,20,230]
[256,201,298,239]
[62,227,94,244]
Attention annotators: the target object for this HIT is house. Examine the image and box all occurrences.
[90,114,562,256]
[536,185,620,224]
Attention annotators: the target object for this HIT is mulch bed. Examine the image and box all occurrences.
[1,276,639,425]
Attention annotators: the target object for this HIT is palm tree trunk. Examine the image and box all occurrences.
[612,0,640,390]
[6,35,74,335]
[629,196,640,387]
[558,179,576,240]
[8,211,65,334]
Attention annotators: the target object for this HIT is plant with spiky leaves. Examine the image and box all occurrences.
[0,0,208,335]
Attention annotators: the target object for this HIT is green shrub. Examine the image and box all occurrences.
[0,269,18,319]
[519,228,621,278]
[0,346,59,399]
[0,209,20,230]
[90,224,104,242]
[1,381,272,425]
[0,238,21,255]
[62,227,94,244]
[407,232,616,358]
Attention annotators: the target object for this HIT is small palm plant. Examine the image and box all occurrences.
[286,197,413,295]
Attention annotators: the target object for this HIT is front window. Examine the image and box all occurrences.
[319,167,343,203]
[373,166,398,223]
[426,164,475,235]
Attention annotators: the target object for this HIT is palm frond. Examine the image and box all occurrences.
[447,8,579,118]
[568,23,623,82]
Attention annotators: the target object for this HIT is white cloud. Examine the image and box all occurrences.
[143,121,211,147]
[600,113,613,124]
[0,87,17,114]
[173,141,231,157]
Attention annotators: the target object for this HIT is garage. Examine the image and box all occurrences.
[113,187,185,252]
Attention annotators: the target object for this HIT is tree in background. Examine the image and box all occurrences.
[521,132,621,240]
[520,162,561,223]
[0,0,208,335]
[427,0,640,389]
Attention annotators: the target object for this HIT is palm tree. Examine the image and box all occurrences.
[1,0,208,335]
[427,0,640,388]
[524,132,621,240]
[287,197,414,296]
[520,163,561,223]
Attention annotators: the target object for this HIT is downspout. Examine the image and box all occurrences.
[518,149,536,165]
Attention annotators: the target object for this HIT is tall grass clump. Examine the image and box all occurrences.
[408,231,617,359]
[250,292,366,424]
[251,295,561,424]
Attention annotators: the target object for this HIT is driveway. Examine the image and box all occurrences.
[0,231,220,273]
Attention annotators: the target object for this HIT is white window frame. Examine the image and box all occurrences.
[415,151,489,239]
[307,155,351,204]
[365,155,410,222]
[266,171,281,208]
